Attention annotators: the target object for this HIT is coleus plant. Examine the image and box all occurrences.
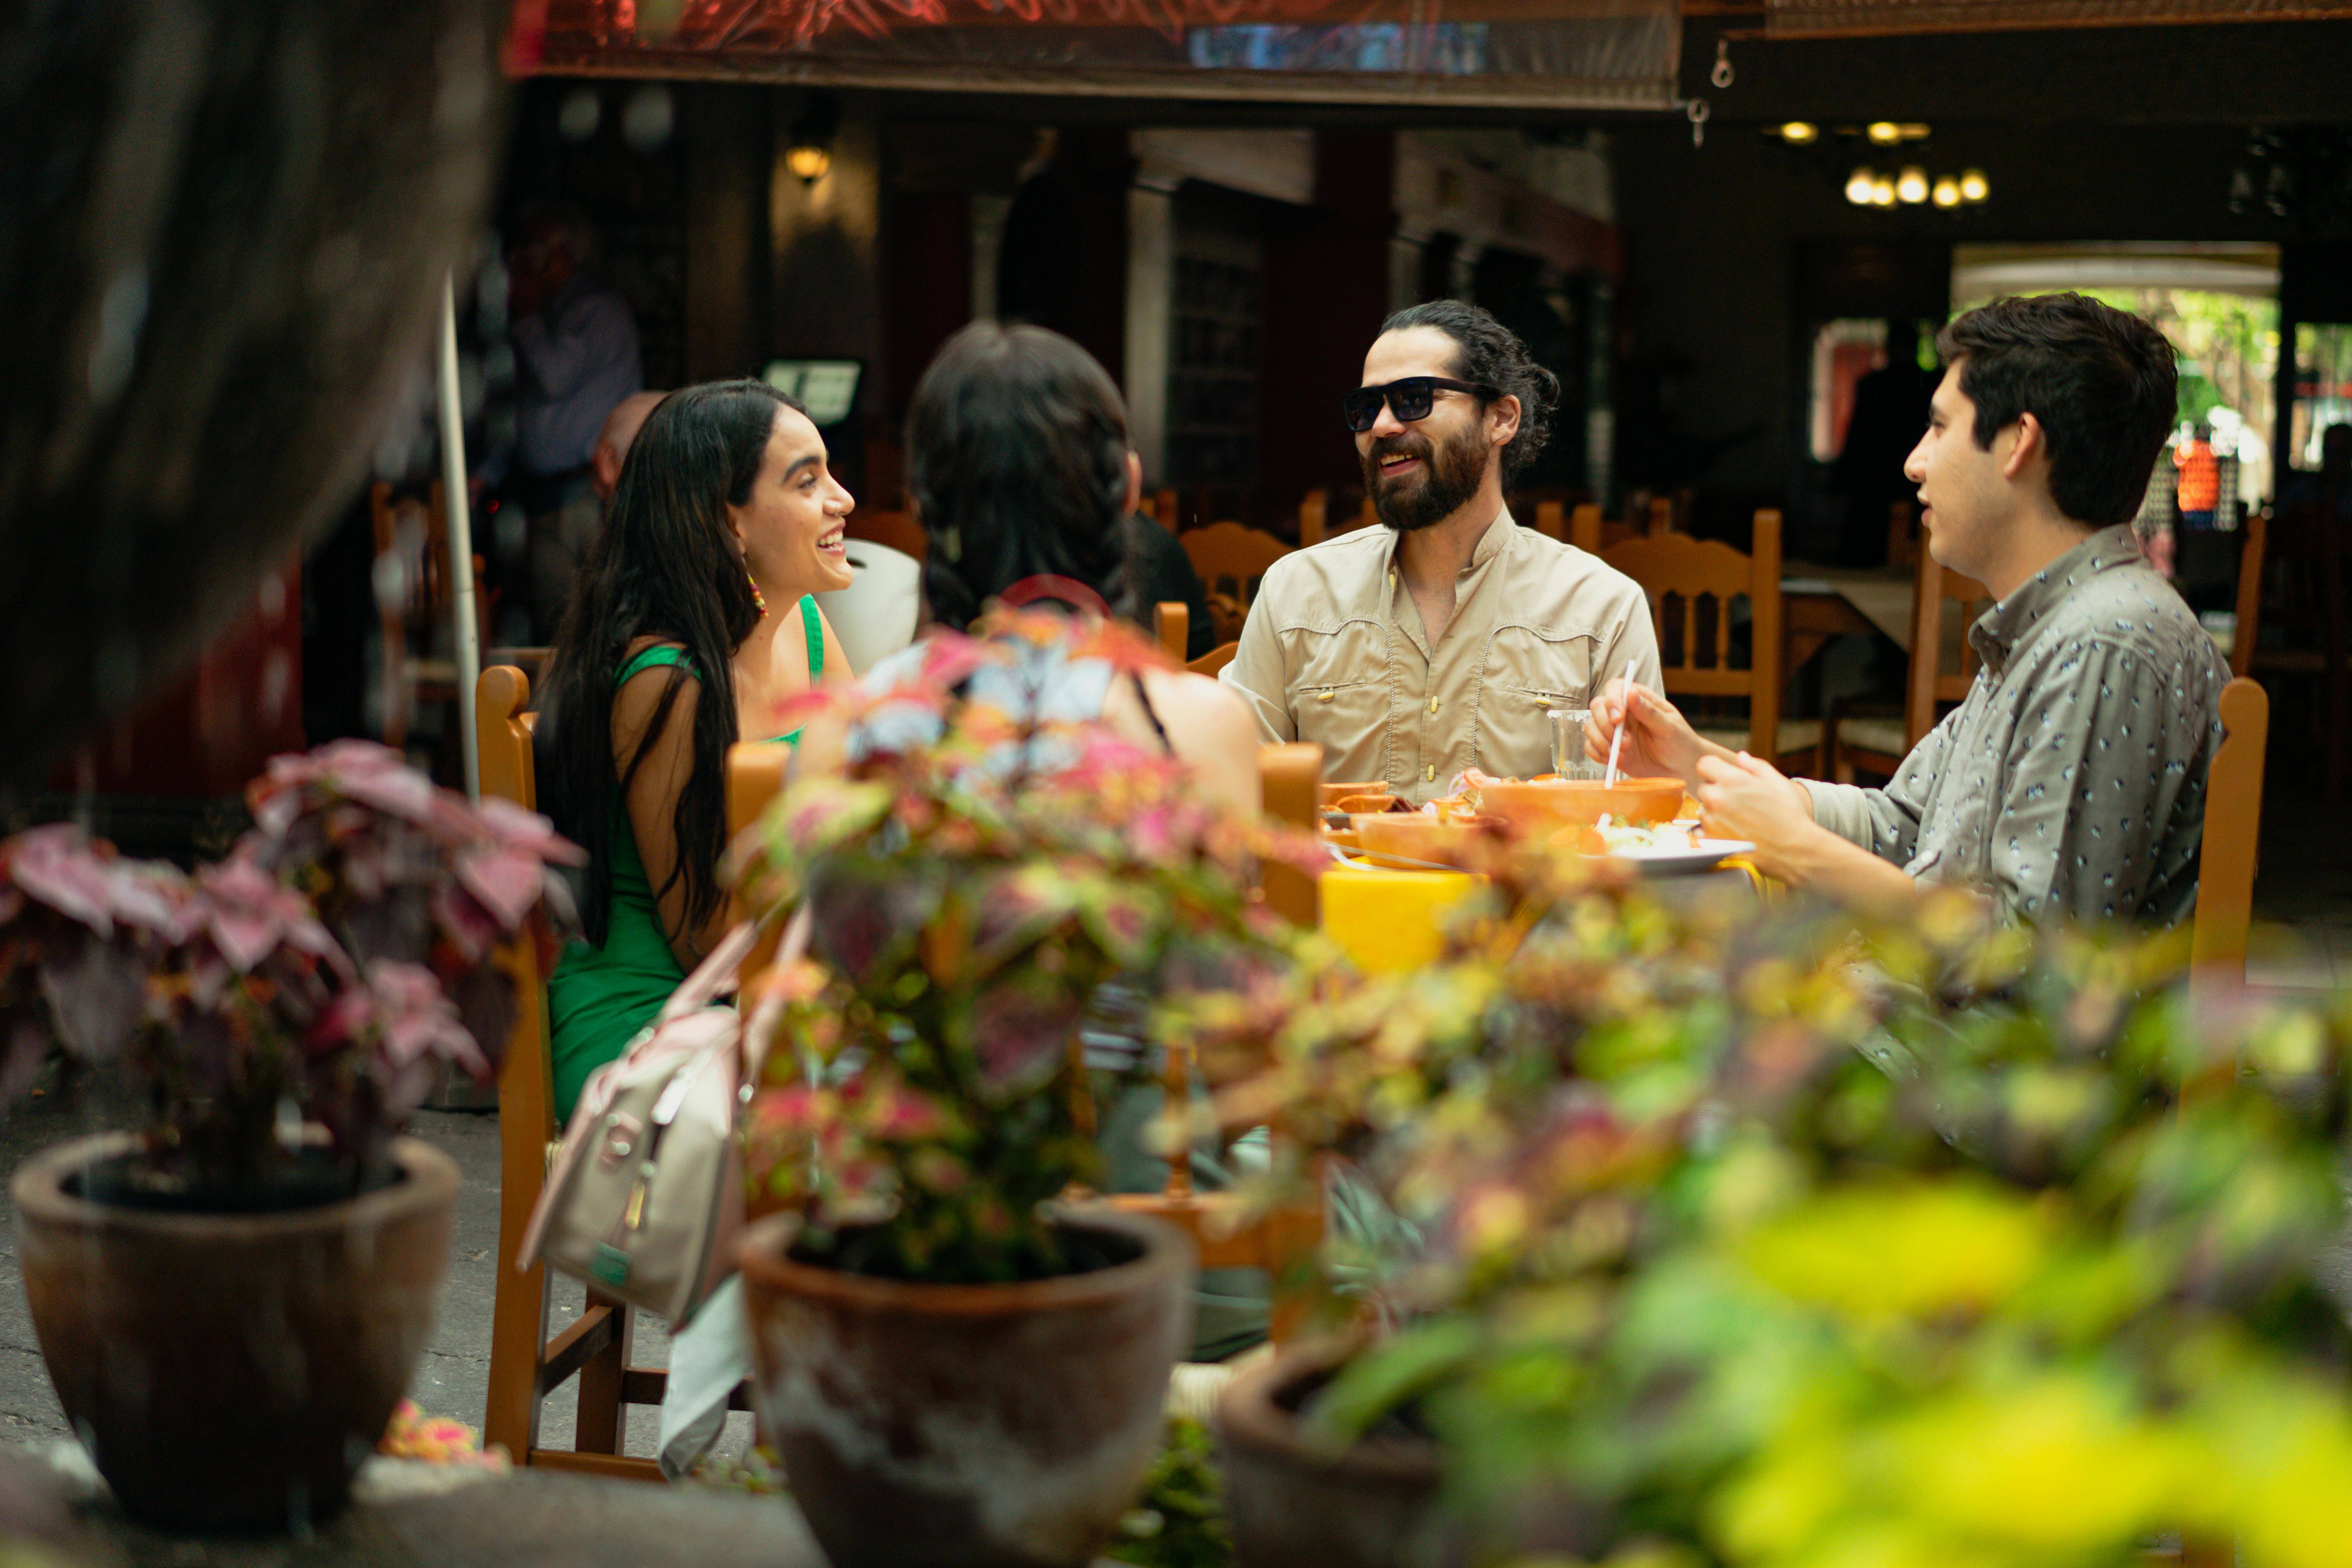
[0,741,579,1191]
[737,611,1317,1284]
[1179,846,2352,1568]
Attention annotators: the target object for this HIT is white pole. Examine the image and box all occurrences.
[436,272,482,802]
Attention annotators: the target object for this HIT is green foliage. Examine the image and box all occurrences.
[738,612,1314,1283]
[1108,1418,1233,1568]
[1183,845,2352,1568]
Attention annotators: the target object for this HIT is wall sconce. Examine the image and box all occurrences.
[786,94,841,185]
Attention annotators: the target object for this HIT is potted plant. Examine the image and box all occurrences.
[1190,852,2352,1568]
[732,618,1313,1568]
[5,740,576,1530]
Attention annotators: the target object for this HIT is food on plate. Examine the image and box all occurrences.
[1556,815,1703,857]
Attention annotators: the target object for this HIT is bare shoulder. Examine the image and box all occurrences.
[612,640,701,744]
[1138,665,1253,746]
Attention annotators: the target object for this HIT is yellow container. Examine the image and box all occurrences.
[1318,864,1485,974]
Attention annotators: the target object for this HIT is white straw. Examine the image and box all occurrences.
[1604,653,1645,788]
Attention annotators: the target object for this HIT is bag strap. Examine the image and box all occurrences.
[657,918,764,1027]
[737,903,812,1089]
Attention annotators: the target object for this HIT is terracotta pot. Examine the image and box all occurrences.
[1355,814,1499,869]
[739,1207,1195,1568]
[1320,781,1391,808]
[13,1133,459,1530]
[1214,1343,1446,1568]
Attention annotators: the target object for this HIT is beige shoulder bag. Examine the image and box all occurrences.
[517,908,805,1324]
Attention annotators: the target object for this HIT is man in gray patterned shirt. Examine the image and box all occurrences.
[1591,293,2225,924]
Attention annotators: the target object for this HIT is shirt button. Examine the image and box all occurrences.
[1425,764,1436,782]
[1427,695,1439,714]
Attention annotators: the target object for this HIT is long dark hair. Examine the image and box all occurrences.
[907,322,1134,630]
[535,379,796,949]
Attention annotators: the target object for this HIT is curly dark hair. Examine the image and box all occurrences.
[1935,293,2179,528]
[907,321,1135,630]
[1377,299,1559,482]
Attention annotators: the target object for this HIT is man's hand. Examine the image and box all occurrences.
[1697,751,1920,914]
[1585,680,1719,789]
[1693,751,1817,873]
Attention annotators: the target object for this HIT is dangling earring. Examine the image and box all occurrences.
[748,571,768,617]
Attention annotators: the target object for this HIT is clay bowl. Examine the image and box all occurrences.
[1477,777,1686,832]
[1355,814,1496,870]
[1319,781,1391,808]
[1328,793,1399,816]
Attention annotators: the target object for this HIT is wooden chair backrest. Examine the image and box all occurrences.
[1152,489,1180,534]
[1568,503,1603,555]
[846,509,926,563]
[1902,551,1994,752]
[1189,641,1239,677]
[1299,490,1327,547]
[1604,510,1783,757]
[1182,521,1290,604]
[1534,500,1565,542]
[1153,602,1189,664]
[2191,676,2268,982]
[2230,509,2267,681]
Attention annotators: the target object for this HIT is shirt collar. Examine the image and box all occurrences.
[1373,503,1518,581]
[1968,523,2144,672]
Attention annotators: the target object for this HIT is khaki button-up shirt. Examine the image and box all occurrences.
[1805,524,2227,925]
[1221,508,1661,804]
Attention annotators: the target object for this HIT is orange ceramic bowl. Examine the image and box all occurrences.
[1475,776,1686,830]
[1320,780,1391,808]
[1356,813,1495,869]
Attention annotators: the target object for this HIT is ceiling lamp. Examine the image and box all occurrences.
[1867,121,1903,145]
[1932,175,1962,207]
[1846,167,1878,205]
[1779,121,1819,145]
[1896,166,1929,203]
[1960,168,1989,203]
[1872,174,1897,206]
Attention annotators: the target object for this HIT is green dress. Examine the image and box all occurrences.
[545,597,824,1119]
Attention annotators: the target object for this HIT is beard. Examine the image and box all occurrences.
[1362,420,1490,534]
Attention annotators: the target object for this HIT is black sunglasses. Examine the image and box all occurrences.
[1342,376,1499,433]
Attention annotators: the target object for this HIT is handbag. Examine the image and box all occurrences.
[517,908,806,1323]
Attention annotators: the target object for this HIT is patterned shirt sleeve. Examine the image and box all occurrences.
[1989,635,2210,924]
[1805,710,1947,866]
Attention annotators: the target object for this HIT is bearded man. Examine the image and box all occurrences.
[1223,301,1659,802]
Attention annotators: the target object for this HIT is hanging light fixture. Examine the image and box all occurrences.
[1871,174,1897,207]
[1932,176,1962,208]
[1896,166,1929,204]
[1846,167,1878,205]
[1959,168,1989,203]
[785,93,842,185]
[1779,121,1819,145]
[1867,121,1903,145]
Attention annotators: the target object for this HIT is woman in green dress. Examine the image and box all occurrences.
[534,379,854,1118]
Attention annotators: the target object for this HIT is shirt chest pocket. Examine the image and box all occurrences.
[1285,619,1391,737]
[1479,625,1600,773]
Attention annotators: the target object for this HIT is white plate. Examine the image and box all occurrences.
[1606,838,1755,876]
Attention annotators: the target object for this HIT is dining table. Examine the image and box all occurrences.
[1780,563,1918,671]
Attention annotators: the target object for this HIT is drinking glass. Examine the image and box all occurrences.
[1549,709,1604,780]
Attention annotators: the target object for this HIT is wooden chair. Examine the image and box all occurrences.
[1533,500,1564,543]
[2228,508,2267,681]
[1604,510,1820,775]
[1181,521,1290,644]
[1153,602,1189,664]
[1189,642,1239,677]
[1886,501,1920,572]
[1299,490,1327,547]
[844,508,926,563]
[1827,547,1991,783]
[1568,503,1603,555]
[2190,676,2269,985]
[478,666,699,1482]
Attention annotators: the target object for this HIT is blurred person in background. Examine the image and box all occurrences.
[508,201,642,631]
[1831,319,1935,566]
[2174,420,2220,530]
[530,388,665,641]
[534,379,852,1119]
